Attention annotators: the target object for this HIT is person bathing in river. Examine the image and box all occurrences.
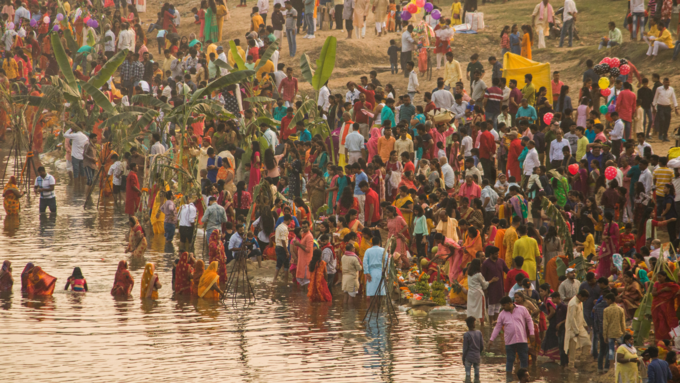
[64,267,88,292]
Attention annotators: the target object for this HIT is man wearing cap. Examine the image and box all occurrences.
[202,196,228,243]
[558,268,579,301]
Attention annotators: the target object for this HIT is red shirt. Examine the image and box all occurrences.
[353,100,373,124]
[425,101,436,114]
[356,85,376,106]
[479,130,496,160]
[458,182,481,200]
[280,115,296,140]
[278,77,298,102]
[403,161,415,173]
[247,46,259,61]
[616,89,637,123]
[364,188,381,224]
[505,269,530,293]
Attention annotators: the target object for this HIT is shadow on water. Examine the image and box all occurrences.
[0,156,584,382]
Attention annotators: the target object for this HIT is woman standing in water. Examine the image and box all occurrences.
[198,261,225,299]
[308,249,332,302]
[23,265,57,296]
[0,261,13,293]
[111,260,134,297]
[175,252,195,296]
[64,267,88,292]
[141,263,162,299]
[192,260,205,297]
[3,175,24,214]
[125,216,147,257]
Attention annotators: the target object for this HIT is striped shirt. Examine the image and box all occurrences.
[654,167,674,197]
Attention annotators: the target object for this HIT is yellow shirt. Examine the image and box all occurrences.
[444,59,463,87]
[228,46,246,67]
[646,25,659,38]
[583,234,595,258]
[251,14,264,32]
[657,29,675,49]
[162,55,175,79]
[255,59,275,81]
[63,1,71,14]
[513,235,540,280]
[503,226,518,265]
[3,58,17,79]
[654,166,674,197]
[206,43,217,60]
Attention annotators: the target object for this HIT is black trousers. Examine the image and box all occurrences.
[657,105,672,138]
[401,50,412,77]
[335,5,343,29]
[480,157,495,185]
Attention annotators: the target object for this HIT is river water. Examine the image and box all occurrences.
[1,163,578,382]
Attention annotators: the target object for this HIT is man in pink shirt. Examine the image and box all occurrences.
[488,296,535,373]
[615,82,637,139]
[551,71,564,108]
[458,175,481,200]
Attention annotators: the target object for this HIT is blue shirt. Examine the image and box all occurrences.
[648,358,672,383]
[515,106,537,124]
[299,129,312,142]
[275,215,300,227]
[354,171,368,195]
[585,128,596,143]
[206,156,222,183]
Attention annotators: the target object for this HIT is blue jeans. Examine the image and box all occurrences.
[71,157,85,178]
[560,19,574,47]
[597,333,609,370]
[464,361,480,382]
[39,197,57,213]
[286,29,297,57]
[643,106,653,136]
[632,12,646,39]
[598,38,619,50]
[72,54,88,71]
[305,13,315,35]
[485,111,499,130]
[390,61,398,74]
[504,343,529,373]
[164,222,176,242]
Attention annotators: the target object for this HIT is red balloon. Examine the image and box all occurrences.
[605,166,617,181]
[407,3,417,13]
[543,112,554,125]
[620,64,631,76]
[610,58,620,68]
[568,163,580,175]
[601,88,611,97]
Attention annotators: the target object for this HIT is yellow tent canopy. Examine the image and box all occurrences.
[502,53,552,105]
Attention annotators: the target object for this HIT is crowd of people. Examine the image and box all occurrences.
[3,0,680,381]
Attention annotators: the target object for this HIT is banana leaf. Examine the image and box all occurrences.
[62,28,80,59]
[311,37,336,91]
[290,98,317,126]
[299,53,314,84]
[88,49,128,89]
[542,198,575,260]
[100,111,143,128]
[52,77,81,103]
[131,94,172,110]
[51,33,78,91]
[258,135,269,152]
[254,40,279,72]
[229,40,246,71]
[244,96,276,104]
[131,109,160,131]
[214,59,233,72]
[633,292,653,346]
[255,115,281,126]
[190,70,255,102]
[555,257,567,279]
[82,82,117,115]
[14,95,48,108]
[86,28,96,47]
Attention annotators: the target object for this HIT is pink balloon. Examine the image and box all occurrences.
[605,166,617,181]
[543,112,554,125]
[620,64,631,76]
[601,88,611,97]
[407,3,418,14]
[568,163,579,176]
[415,0,425,7]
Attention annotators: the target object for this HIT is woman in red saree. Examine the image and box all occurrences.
[111,260,134,297]
[366,128,381,161]
[346,208,364,233]
[596,212,619,279]
[174,252,194,295]
[26,265,57,296]
[335,187,359,218]
[0,260,13,293]
[307,249,332,302]
[21,263,34,293]
[651,271,680,341]
[208,231,227,283]
[385,206,410,268]
[192,259,205,296]
[124,163,141,216]
[248,141,261,192]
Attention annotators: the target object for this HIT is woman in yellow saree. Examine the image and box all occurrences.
[3,175,23,215]
[393,186,414,230]
[150,189,166,235]
[347,209,364,233]
[198,261,224,299]
[449,262,469,305]
[141,263,162,299]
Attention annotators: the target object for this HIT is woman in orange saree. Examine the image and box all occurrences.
[307,249,332,302]
[347,208,364,233]
[545,255,569,292]
[208,231,227,283]
[494,219,507,266]
[26,265,57,296]
[651,271,680,341]
[462,227,483,272]
[3,175,22,215]
[0,260,13,293]
[192,259,205,296]
[175,252,194,296]
[141,263,162,299]
[111,260,134,297]
[21,263,34,293]
[198,261,224,299]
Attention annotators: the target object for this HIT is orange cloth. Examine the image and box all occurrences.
[307,260,332,302]
[545,255,569,291]
[26,266,56,296]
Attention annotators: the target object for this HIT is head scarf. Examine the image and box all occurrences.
[111,260,134,296]
[0,260,12,292]
[27,266,57,296]
[198,261,220,299]
[175,252,193,295]
[1,260,10,272]
[141,263,156,299]
[366,127,382,161]
[192,259,205,296]
[21,262,34,293]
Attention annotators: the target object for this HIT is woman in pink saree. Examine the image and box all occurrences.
[596,212,619,279]
[385,206,409,268]
[366,127,381,162]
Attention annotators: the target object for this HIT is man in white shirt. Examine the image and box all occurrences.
[14,2,30,25]
[177,199,197,251]
[345,82,360,104]
[639,159,653,195]
[439,157,456,190]
[272,214,292,284]
[523,140,540,177]
[407,61,419,100]
[150,132,166,155]
[450,93,469,127]
[318,82,331,111]
[107,153,124,204]
[652,77,679,142]
[401,24,416,77]
[609,112,625,157]
[104,24,116,59]
[432,79,454,110]
[34,166,56,213]
[117,22,135,52]
[460,128,473,158]
[261,124,279,149]
[637,134,653,156]
[216,46,230,76]
[344,123,366,164]
[63,127,89,181]
[549,130,570,168]
[258,0,270,23]
[559,0,577,47]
